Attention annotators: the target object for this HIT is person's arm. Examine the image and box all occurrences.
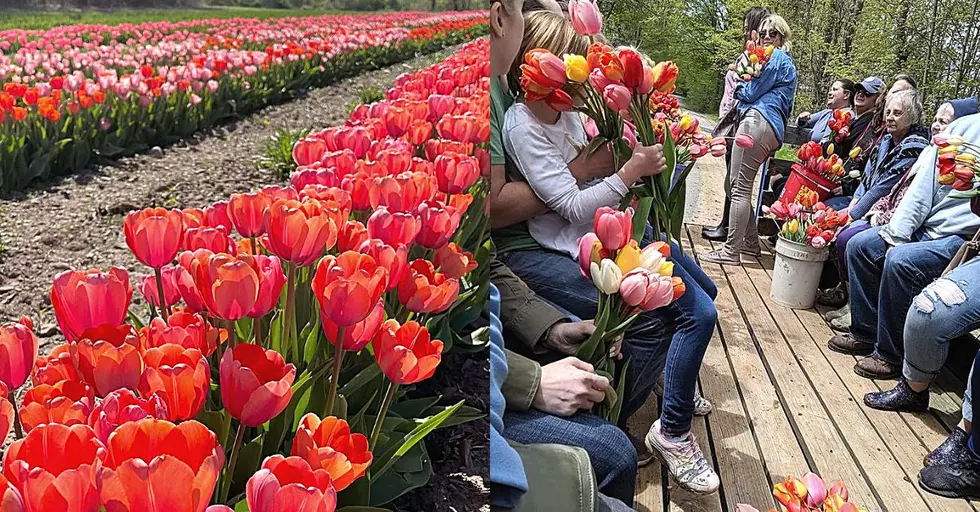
[491,257,568,352]
[850,172,901,220]
[502,349,542,412]
[880,146,938,246]
[490,164,551,229]
[735,51,791,105]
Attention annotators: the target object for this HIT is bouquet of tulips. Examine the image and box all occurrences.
[827,109,853,143]
[0,40,490,512]
[737,473,867,512]
[935,135,980,192]
[731,39,775,82]
[766,197,848,248]
[795,141,850,184]
[575,207,684,422]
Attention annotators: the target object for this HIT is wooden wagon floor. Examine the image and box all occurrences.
[627,225,977,512]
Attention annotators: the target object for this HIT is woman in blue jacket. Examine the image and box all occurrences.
[703,14,797,266]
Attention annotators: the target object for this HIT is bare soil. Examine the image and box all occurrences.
[0,45,489,512]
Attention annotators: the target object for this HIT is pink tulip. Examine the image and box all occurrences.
[593,207,632,251]
[811,236,827,248]
[578,233,601,276]
[589,68,615,92]
[638,66,655,95]
[828,481,848,501]
[603,84,631,113]
[788,202,803,217]
[710,141,727,157]
[618,270,651,307]
[802,472,827,508]
[584,118,599,138]
[768,200,790,220]
[689,144,707,158]
[537,52,568,85]
[568,0,603,35]
[622,121,638,149]
[735,133,755,148]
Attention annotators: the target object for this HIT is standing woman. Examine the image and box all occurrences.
[703,14,797,266]
[702,6,771,242]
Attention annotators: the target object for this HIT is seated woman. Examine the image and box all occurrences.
[797,78,855,143]
[499,11,721,494]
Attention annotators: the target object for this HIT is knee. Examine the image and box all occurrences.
[883,246,918,277]
[690,302,718,339]
[600,426,637,476]
[910,278,969,321]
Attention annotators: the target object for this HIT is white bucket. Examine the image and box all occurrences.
[770,237,830,309]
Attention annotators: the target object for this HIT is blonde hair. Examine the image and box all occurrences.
[508,10,592,95]
[761,14,792,52]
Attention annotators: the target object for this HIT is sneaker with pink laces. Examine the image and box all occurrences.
[645,419,720,494]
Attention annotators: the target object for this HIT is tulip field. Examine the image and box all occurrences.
[0,11,490,508]
[0,10,488,192]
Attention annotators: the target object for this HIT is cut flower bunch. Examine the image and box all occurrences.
[935,134,980,192]
[737,473,868,512]
[765,195,848,248]
[0,39,491,512]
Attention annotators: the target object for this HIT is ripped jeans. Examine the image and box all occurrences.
[903,257,980,383]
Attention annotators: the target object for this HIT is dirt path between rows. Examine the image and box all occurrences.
[0,44,489,512]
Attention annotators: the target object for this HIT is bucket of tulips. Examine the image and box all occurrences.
[575,207,684,423]
[778,141,850,206]
[765,194,848,309]
[736,473,867,512]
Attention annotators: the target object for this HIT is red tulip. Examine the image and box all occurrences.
[397,259,460,314]
[139,310,224,357]
[435,243,478,279]
[261,185,300,203]
[137,266,181,311]
[87,388,169,444]
[291,414,372,491]
[320,149,357,178]
[32,344,79,386]
[183,226,235,254]
[593,207,633,251]
[375,148,413,175]
[342,172,373,211]
[428,94,456,122]
[369,172,436,213]
[246,455,338,512]
[71,324,143,398]
[650,61,678,94]
[435,114,476,143]
[264,199,339,267]
[205,201,233,234]
[312,252,389,327]
[293,137,328,166]
[3,423,105,512]
[139,344,210,421]
[248,254,286,318]
[98,419,224,512]
[0,317,38,390]
[0,472,22,512]
[174,250,211,313]
[373,320,444,385]
[618,48,644,89]
[19,380,95,432]
[407,119,433,146]
[367,206,421,247]
[358,239,408,291]
[124,208,184,269]
[51,267,133,342]
[384,106,412,138]
[340,126,372,159]
[228,192,272,238]
[220,344,296,427]
[292,165,340,191]
[181,209,207,230]
[416,200,461,249]
[0,382,13,443]
[191,252,261,321]
[321,300,385,352]
[337,220,369,252]
[434,152,480,195]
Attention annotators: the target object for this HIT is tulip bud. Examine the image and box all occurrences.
[590,259,623,294]
[802,472,827,508]
[568,0,603,35]
[848,146,861,159]
[593,207,632,251]
[564,54,590,83]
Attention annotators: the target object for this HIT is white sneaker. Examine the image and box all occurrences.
[645,419,720,494]
[693,393,713,416]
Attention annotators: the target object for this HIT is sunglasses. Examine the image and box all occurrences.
[760,29,782,38]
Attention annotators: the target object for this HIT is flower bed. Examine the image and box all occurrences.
[0,38,489,512]
[0,11,488,192]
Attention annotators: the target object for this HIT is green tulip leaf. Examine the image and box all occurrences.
[372,401,463,479]
[369,442,433,506]
[389,396,440,419]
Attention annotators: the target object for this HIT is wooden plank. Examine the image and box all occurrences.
[685,226,804,510]
[668,384,723,512]
[741,251,975,512]
[629,394,665,512]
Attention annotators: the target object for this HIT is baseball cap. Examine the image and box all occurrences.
[856,77,885,95]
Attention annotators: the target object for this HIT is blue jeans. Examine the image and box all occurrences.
[824,195,852,211]
[501,242,717,434]
[835,220,871,282]
[903,258,980,383]
[504,409,637,504]
[846,227,965,364]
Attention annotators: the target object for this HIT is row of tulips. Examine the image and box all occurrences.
[0,11,488,192]
[0,38,491,511]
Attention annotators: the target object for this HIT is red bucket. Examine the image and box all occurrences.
[778,166,835,205]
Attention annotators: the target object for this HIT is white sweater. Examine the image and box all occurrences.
[502,103,630,257]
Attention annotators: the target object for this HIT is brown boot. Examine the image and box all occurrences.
[827,333,873,356]
[854,354,901,380]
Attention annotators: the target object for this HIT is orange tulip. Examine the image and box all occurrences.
[71,324,143,398]
[124,208,185,269]
[291,414,372,491]
[219,344,296,427]
[375,147,413,176]
[447,193,475,215]
[51,267,133,342]
[32,343,80,386]
[415,200,461,249]
[0,317,38,390]
[0,382,13,444]
[358,239,408,291]
[139,310,224,357]
[298,186,354,218]
[264,199,338,267]
[88,388,169,444]
[228,192,272,238]
[773,476,807,512]
[245,455,338,512]
[181,208,207,230]
[3,423,105,512]
[19,380,96,432]
[183,226,235,254]
[321,300,385,352]
[650,60,679,94]
[397,259,459,314]
[434,152,480,194]
[337,220,369,252]
[136,266,181,311]
[435,243,478,279]
[407,119,433,147]
[248,254,287,319]
[373,320,444,385]
[192,251,261,321]
[312,252,389,327]
[97,419,224,512]
[369,172,436,213]
[138,344,210,421]
[0,472,22,512]
[366,206,421,247]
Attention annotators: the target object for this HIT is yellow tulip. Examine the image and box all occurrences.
[657,261,674,277]
[615,241,642,274]
[679,115,692,131]
[848,147,861,159]
[956,153,977,164]
[764,45,774,58]
[949,136,965,147]
[940,145,961,155]
[564,54,589,83]
[826,143,835,156]
[788,219,799,234]
[748,53,759,64]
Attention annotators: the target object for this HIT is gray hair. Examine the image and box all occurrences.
[887,89,923,125]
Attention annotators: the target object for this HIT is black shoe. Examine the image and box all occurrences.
[816,284,848,308]
[925,428,972,467]
[919,453,980,499]
[630,433,655,467]
[702,197,731,241]
[863,379,929,412]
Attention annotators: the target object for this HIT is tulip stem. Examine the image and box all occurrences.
[221,421,247,504]
[252,317,263,346]
[9,391,21,439]
[226,319,237,347]
[154,266,170,322]
[325,328,346,416]
[370,380,398,450]
[284,263,298,361]
[249,235,257,257]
